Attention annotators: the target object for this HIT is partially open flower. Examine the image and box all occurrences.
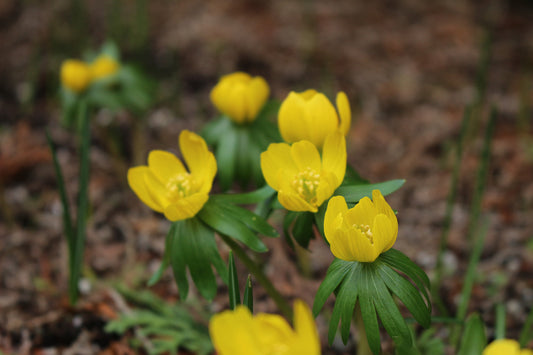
[324,190,398,262]
[60,59,92,93]
[210,72,270,124]
[483,339,533,355]
[209,300,320,355]
[128,130,217,221]
[261,132,346,212]
[278,90,351,149]
[90,55,119,81]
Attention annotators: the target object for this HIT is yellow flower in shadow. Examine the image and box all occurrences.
[324,190,398,262]
[90,55,119,81]
[483,339,533,355]
[278,90,351,149]
[60,59,92,93]
[210,72,270,124]
[261,132,346,212]
[127,130,216,221]
[209,300,320,355]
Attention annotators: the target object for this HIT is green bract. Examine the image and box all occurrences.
[202,101,281,190]
[313,249,431,355]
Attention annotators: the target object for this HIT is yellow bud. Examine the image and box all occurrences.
[90,55,119,81]
[60,59,91,93]
[210,72,270,124]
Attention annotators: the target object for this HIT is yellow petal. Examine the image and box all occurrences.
[521,349,533,355]
[292,300,321,355]
[90,55,119,80]
[324,196,348,244]
[245,76,269,121]
[278,92,308,144]
[322,132,346,186]
[336,91,351,136]
[306,93,338,148]
[372,214,395,254]
[315,175,336,208]
[278,190,317,212]
[254,314,294,349]
[163,193,209,221]
[260,143,298,191]
[179,130,217,189]
[290,140,321,172]
[483,339,521,355]
[127,166,163,212]
[144,170,170,208]
[300,89,318,100]
[372,190,398,251]
[148,150,186,184]
[60,59,91,93]
[209,306,260,355]
[345,196,377,227]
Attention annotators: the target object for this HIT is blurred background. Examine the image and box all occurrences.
[1,0,533,354]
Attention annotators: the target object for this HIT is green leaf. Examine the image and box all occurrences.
[457,313,487,355]
[336,179,405,203]
[313,259,353,316]
[209,197,278,238]
[198,200,269,252]
[380,249,431,309]
[243,275,253,313]
[378,263,431,328]
[201,116,232,145]
[169,218,227,300]
[228,252,240,310]
[371,270,414,350]
[147,223,175,287]
[214,185,276,205]
[314,203,328,239]
[215,125,239,191]
[359,267,382,355]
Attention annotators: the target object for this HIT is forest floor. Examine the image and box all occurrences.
[1,0,533,354]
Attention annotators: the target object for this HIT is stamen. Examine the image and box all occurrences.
[166,173,196,202]
[291,167,321,204]
[354,224,374,243]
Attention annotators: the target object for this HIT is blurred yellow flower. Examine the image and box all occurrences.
[210,72,270,124]
[324,190,398,262]
[483,339,533,355]
[260,132,346,212]
[209,300,320,355]
[127,130,216,221]
[90,55,119,81]
[278,90,351,149]
[60,59,92,93]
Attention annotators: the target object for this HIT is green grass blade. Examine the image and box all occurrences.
[70,99,91,305]
[45,131,74,260]
[519,306,533,347]
[228,252,240,310]
[495,303,506,340]
[433,105,472,316]
[243,275,253,313]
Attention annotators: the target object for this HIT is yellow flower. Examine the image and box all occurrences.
[127,130,217,221]
[260,132,346,212]
[209,300,320,355]
[278,89,351,149]
[324,190,398,262]
[60,59,92,93]
[90,55,119,80]
[483,339,533,355]
[210,72,270,124]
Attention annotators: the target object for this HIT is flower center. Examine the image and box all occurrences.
[166,173,196,202]
[354,224,374,244]
[292,167,320,204]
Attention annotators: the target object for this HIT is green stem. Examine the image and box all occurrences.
[219,233,292,320]
[354,304,373,355]
[69,99,91,305]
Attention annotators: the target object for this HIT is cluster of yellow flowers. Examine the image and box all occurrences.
[127,71,401,354]
[60,55,119,93]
